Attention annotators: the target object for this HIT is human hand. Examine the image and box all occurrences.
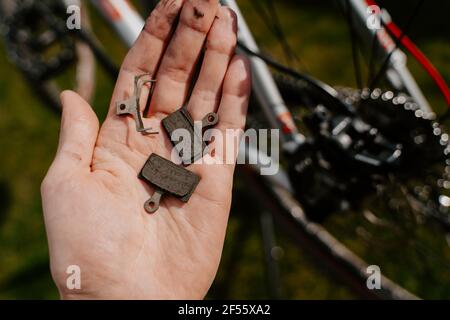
[41,0,251,299]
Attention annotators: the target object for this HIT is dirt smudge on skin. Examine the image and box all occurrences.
[193,7,205,19]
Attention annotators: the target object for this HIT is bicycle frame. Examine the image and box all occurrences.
[90,0,143,47]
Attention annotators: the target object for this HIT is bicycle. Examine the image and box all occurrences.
[1,0,449,299]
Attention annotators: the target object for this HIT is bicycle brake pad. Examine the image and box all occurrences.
[162,106,219,165]
[116,74,158,135]
[139,153,201,214]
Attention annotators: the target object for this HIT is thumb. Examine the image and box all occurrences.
[51,90,99,174]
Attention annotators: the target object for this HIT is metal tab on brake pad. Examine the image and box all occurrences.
[162,106,218,165]
[139,153,200,213]
[116,74,158,135]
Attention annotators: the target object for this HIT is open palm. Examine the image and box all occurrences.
[41,0,251,299]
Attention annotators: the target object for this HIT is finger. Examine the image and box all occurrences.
[193,55,252,177]
[186,6,237,121]
[216,55,252,135]
[107,0,185,116]
[51,91,100,174]
[186,55,251,219]
[148,0,220,116]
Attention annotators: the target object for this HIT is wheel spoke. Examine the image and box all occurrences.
[342,0,363,90]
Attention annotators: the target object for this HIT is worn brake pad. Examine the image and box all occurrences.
[162,106,218,165]
[139,154,200,213]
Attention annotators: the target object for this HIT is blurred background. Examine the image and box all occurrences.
[0,0,449,299]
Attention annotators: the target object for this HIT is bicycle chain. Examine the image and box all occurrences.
[338,87,450,221]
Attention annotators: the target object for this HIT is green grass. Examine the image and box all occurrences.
[0,0,449,299]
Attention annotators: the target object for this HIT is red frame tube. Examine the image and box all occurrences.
[365,0,450,107]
